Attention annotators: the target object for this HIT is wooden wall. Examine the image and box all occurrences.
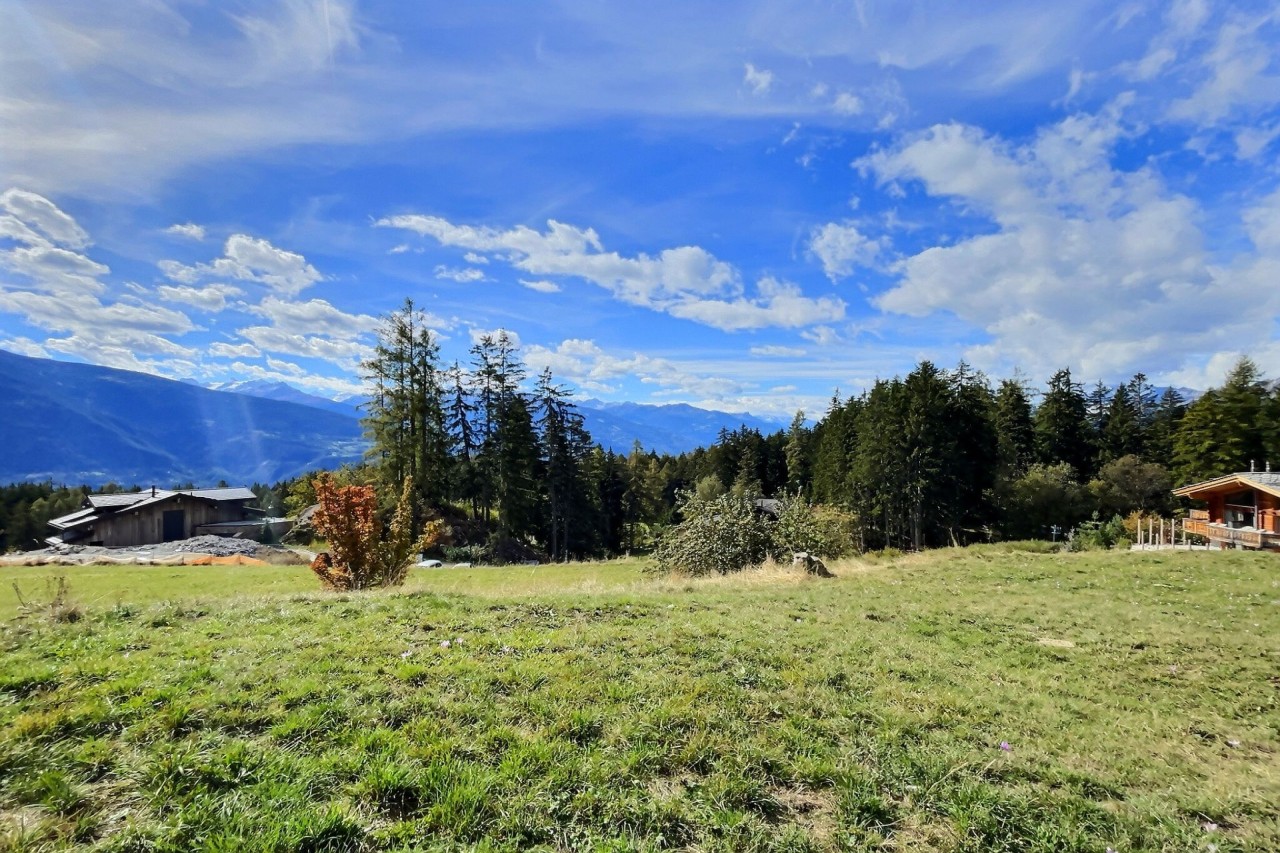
[90,498,250,547]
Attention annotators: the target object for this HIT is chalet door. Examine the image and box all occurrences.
[162,509,185,542]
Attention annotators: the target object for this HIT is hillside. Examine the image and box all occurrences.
[0,351,366,486]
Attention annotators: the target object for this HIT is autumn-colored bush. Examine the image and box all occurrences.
[309,475,447,590]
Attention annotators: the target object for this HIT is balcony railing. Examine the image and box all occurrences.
[1184,519,1277,549]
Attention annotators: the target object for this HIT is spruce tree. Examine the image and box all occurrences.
[361,299,449,523]
[1035,368,1095,480]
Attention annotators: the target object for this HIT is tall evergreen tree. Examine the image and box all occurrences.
[533,367,596,560]
[1036,368,1095,479]
[1173,358,1268,482]
[1146,386,1186,464]
[994,378,1036,475]
[784,410,811,495]
[361,299,449,522]
[1100,383,1143,463]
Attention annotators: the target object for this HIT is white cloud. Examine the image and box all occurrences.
[209,341,261,359]
[750,345,807,358]
[159,234,322,295]
[377,214,842,331]
[523,338,742,400]
[858,111,1280,381]
[666,277,845,332]
[463,252,489,265]
[743,63,774,95]
[468,327,521,348]
[237,326,373,366]
[833,92,863,115]
[165,222,206,241]
[434,265,487,283]
[808,221,883,280]
[0,336,49,358]
[2,245,109,294]
[248,295,381,336]
[520,279,561,293]
[1167,11,1280,126]
[0,188,89,249]
[156,283,243,312]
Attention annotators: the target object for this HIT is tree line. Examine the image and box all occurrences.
[3,293,1275,556]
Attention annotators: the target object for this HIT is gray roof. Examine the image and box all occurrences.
[1242,472,1280,489]
[48,507,99,529]
[88,493,152,508]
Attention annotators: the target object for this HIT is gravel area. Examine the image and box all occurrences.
[1,535,307,566]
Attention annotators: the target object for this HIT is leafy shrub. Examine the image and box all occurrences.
[309,475,447,590]
[653,492,772,576]
[1069,513,1127,551]
[771,495,857,559]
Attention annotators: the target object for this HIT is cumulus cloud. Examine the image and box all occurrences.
[0,189,107,294]
[165,222,206,241]
[666,277,845,331]
[0,336,49,358]
[808,221,883,280]
[159,234,322,295]
[209,341,261,359]
[376,214,843,332]
[743,63,774,95]
[523,338,742,400]
[157,283,244,312]
[0,188,90,249]
[246,295,382,337]
[858,109,1280,381]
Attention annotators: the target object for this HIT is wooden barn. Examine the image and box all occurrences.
[46,487,261,548]
[1174,468,1280,551]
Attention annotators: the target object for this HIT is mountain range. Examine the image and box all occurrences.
[0,352,790,486]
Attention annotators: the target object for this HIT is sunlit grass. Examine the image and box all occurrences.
[1,547,1276,851]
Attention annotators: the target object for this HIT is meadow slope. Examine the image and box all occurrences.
[1,547,1276,851]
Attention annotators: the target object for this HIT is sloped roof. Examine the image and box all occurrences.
[48,507,99,530]
[1173,472,1280,500]
[88,492,154,508]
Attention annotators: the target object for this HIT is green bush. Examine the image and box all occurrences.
[771,495,857,559]
[653,493,857,576]
[1069,513,1128,551]
[653,492,772,576]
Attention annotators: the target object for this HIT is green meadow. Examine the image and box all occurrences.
[1,547,1276,851]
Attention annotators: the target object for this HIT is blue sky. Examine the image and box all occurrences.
[2,0,1279,417]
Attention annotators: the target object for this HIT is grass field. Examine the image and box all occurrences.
[1,546,1276,851]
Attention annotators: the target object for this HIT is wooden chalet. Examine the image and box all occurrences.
[1173,468,1280,551]
[46,487,261,548]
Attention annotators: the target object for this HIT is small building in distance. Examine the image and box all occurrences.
[47,487,262,548]
[1174,468,1280,551]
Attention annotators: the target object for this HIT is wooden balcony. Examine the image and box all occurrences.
[1184,519,1280,549]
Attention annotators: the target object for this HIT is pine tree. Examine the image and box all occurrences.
[784,410,811,495]
[1100,383,1142,463]
[361,299,449,523]
[994,379,1036,475]
[533,368,596,560]
[1035,368,1094,480]
[1173,358,1268,481]
[1146,386,1186,464]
